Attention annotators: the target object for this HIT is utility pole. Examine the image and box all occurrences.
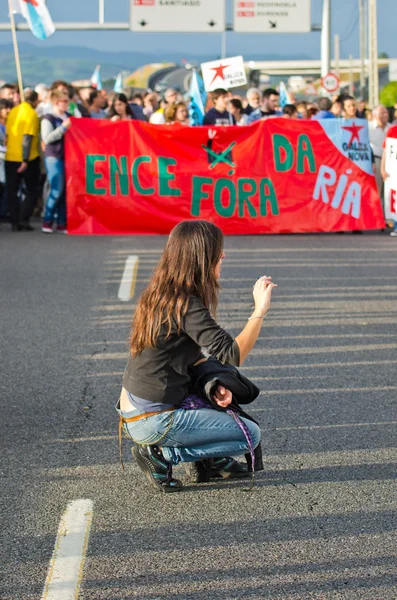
[334,33,340,81]
[358,0,366,99]
[99,0,105,24]
[221,31,227,59]
[321,0,331,79]
[368,0,379,108]
[349,54,354,96]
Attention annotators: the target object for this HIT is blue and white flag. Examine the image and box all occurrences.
[189,70,207,126]
[278,81,292,108]
[91,65,103,91]
[114,73,123,93]
[12,0,55,40]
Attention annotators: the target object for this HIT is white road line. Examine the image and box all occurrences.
[117,255,139,302]
[41,499,93,600]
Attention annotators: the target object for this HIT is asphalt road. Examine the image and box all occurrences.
[1,227,397,600]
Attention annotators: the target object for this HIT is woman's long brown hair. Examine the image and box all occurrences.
[130,220,224,356]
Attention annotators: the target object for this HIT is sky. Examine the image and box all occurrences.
[0,0,395,60]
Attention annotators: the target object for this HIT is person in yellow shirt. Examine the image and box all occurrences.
[5,89,40,231]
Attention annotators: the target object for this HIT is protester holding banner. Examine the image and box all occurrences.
[150,88,178,124]
[143,92,159,119]
[88,90,107,119]
[381,124,397,236]
[164,102,189,125]
[369,105,390,201]
[40,90,71,234]
[203,89,235,125]
[331,100,343,117]
[342,97,357,119]
[108,93,136,122]
[296,102,309,119]
[282,104,299,119]
[244,88,261,116]
[228,98,248,125]
[247,88,281,124]
[312,97,335,120]
[117,220,275,492]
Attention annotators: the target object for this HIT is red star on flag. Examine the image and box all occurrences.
[23,0,39,5]
[210,63,230,85]
[341,122,365,145]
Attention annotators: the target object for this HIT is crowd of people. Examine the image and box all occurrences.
[0,79,396,235]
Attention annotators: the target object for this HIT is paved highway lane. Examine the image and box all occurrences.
[1,230,397,600]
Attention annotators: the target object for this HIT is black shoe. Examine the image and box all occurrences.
[11,224,22,232]
[189,457,249,482]
[20,223,35,231]
[211,457,249,479]
[187,459,214,483]
[131,445,183,493]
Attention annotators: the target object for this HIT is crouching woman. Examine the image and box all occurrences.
[117,220,276,492]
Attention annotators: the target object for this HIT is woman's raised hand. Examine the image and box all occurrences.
[252,276,277,317]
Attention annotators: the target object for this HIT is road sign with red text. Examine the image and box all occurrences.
[130,0,225,32]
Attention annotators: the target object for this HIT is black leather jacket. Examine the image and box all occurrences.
[189,357,264,472]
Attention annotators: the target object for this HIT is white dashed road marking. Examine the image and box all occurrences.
[41,499,93,600]
[117,255,139,302]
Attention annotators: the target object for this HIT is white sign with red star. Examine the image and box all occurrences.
[201,56,247,92]
[321,72,340,93]
[130,0,225,33]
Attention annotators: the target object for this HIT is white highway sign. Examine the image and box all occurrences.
[234,0,311,33]
[130,0,225,33]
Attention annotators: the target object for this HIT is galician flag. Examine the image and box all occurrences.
[188,70,207,126]
[278,81,292,108]
[114,73,123,93]
[12,0,55,40]
[91,65,102,91]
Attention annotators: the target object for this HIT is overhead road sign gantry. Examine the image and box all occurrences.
[234,0,311,34]
[130,0,225,33]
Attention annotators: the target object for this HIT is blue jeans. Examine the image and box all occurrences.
[43,157,66,226]
[119,406,261,465]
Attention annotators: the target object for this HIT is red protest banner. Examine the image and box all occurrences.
[65,118,385,235]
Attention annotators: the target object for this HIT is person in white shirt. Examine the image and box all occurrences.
[369,105,390,200]
[150,88,178,124]
[228,98,248,125]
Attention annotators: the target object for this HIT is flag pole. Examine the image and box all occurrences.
[8,0,25,102]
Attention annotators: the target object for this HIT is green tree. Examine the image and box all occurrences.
[380,81,397,106]
[379,51,390,59]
